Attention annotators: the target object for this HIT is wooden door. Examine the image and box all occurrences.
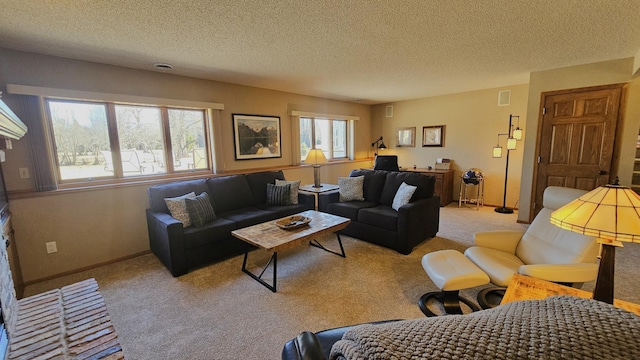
[532,84,625,218]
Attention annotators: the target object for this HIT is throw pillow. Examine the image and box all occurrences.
[392,182,417,211]
[275,179,301,205]
[164,192,196,227]
[266,183,291,206]
[185,192,217,227]
[338,176,365,202]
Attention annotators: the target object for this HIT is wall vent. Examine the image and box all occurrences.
[498,90,511,106]
[386,105,393,118]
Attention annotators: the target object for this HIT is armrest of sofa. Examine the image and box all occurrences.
[519,263,598,283]
[317,190,340,212]
[396,196,440,254]
[146,209,188,277]
[473,230,524,254]
[281,319,403,360]
[298,192,316,210]
[281,331,325,360]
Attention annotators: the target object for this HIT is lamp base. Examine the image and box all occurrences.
[313,166,322,188]
[593,244,615,304]
[494,207,514,214]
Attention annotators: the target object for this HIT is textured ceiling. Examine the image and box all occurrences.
[1,0,640,104]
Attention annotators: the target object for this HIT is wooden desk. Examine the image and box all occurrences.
[501,274,640,316]
[403,168,454,206]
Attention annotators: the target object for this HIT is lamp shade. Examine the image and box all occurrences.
[304,148,328,165]
[492,145,502,158]
[550,183,640,246]
[506,137,517,150]
[513,128,523,140]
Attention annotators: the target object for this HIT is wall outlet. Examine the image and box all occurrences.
[19,167,30,179]
[45,241,57,254]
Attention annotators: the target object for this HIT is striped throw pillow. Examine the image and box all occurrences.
[185,192,217,227]
[266,183,291,206]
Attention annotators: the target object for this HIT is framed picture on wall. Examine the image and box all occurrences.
[232,114,282,160]
[396,127,416,147]
[422,125,444,147]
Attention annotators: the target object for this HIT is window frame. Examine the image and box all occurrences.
[300,116,350,163]
[43,97,213,187]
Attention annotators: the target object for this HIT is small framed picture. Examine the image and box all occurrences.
[232,114,282,160]
[396,127,416,147]
[422,125,444,147]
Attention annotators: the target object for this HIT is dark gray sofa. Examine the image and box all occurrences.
[318,169,439,254]
[146,170,315,276]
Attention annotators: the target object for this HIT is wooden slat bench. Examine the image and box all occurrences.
[7,278,124,360]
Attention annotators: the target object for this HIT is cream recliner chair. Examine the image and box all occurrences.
[464,186,599,306]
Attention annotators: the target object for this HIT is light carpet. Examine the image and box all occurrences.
[23,205,640,359]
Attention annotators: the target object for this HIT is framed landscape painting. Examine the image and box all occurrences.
[233,114,282,160]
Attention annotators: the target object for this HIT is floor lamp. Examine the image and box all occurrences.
[492,114,521,214]
[550,177,640,304]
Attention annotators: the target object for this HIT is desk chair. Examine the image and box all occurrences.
[373,155,400,171]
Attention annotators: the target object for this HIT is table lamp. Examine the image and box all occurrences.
[550,177,640,304]
[305,148,328,188]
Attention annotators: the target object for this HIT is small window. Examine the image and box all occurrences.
[48,101,111,180]
[300,117,348,162]
[169,109,208,171]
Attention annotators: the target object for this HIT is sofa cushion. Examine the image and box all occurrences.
[148,179,209,213]
[266,183,291,206]
[207,175,255,213]
[275,179,301,205]
[358,205,398,232]
[338,176,365,201]
[348,170,387,203]
[165,192,196,227]
[246,171,286,204]
[392,182,417,211]
[217,207,275,228]
[185,192,217,227]
[379,172,434,206]
[325,201,378,221]
[183,217,237,249]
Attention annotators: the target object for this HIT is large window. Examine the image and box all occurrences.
[300,117,348,162]
[47,99,210,182]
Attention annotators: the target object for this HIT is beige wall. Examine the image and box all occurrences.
[518,58,640,222]
[3,47,638,283]
[0,48,372,282]
[371,84,529,209]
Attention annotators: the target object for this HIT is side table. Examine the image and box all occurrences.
[299,183,339,209]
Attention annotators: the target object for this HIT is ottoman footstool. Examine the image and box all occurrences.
[419,249,490,316]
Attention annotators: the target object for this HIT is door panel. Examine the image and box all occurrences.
[533,85,623,218]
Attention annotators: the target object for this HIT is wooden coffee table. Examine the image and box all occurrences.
[231,210,350,292]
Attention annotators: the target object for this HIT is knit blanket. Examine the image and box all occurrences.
[330,296,640,360]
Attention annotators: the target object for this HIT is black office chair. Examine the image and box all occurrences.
[374,155,400,171]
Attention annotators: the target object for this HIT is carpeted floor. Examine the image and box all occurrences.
[23,204,640,359]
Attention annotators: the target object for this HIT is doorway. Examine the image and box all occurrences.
[530,83,626,220]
